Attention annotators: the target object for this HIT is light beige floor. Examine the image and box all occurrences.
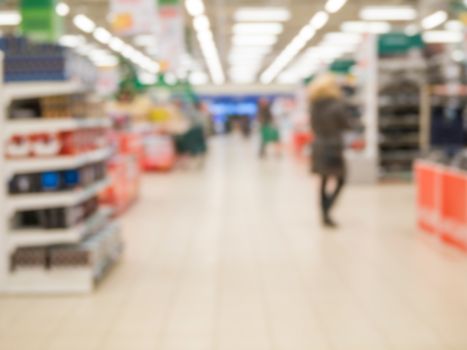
[2,136,467,350]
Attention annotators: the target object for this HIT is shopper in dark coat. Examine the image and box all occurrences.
[309,74,353,228]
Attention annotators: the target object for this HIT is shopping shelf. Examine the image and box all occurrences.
[7,178,110,212]
[5,147,113,175]
[7,207,112,252]
[3,81,84,102]
[3,222,121,294]
[5,118,111,138]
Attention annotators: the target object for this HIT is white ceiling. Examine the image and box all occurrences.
[2,0,442,84]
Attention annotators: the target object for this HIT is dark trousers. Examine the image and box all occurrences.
[320,175,345,220]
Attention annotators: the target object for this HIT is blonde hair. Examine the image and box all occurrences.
[308,74,342,102]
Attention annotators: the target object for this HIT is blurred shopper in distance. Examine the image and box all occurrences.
[309,74,353,228]
[258,98,280,158]
[174,99,208,169]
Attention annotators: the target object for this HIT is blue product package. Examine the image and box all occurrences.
[63,170,80,188]
[41,172,61,191]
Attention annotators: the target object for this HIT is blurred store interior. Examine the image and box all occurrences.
[1,0,467,349]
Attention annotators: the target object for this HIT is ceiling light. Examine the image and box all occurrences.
[230,76,256,84]
[341,21,391,34]
[422,11,447,30]
[109,37,125,52]
[230,46,272,55]
[73,14,96,33]
[0,11,21,26]
[445,20,464,32]
[232,35,277,46]
[325,0,348,14]
[310,11,329,30]
[297,25,316,42]
[133,34,155,47]
[322,32,362,45]
[92,56,119,67]
[93,27,112,44]
[59,35,86,48]
[360,6,417,21]
[197,30,213,42]
[235,7,290,22]
[233,23,283,35]
[121,44,137,59]
[194,15,210,32]
[423,30,463,43]
[185,0,205,17]
[189,71,209,85]
[56,2,70,17]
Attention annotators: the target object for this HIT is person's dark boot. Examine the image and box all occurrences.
[323,215,338,229]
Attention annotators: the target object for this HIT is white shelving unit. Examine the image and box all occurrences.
[7,179,109,213]
[5,118,111,138]
[0,64,121,293]
[7,207,112,253]
[5,147,112,175]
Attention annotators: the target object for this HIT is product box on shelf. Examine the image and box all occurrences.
[0,36,98,85]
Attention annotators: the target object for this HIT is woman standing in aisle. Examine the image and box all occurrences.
[309,74,353,228]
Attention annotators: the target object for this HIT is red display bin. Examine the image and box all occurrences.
[439,169,467,250]
[142,133,176,171]
[415,161,442,235]
[415,160,467,251]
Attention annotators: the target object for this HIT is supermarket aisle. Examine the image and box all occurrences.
[2,136,467,350]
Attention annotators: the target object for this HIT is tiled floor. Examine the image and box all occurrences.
[2,136,467,350]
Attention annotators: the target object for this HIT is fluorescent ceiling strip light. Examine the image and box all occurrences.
[56,2,70,17]
[190,71,209,85]
[230,46,272,54]
[73,14,96,33]
[185,0,205,17]
[322,32,362,44]
[186,0,224,84]
[310,11,329,30]
[341,21,391,34]
[422,11,447,30]
[0,11,21,26]
[235,7,290,22]
[423,30,463,43]
[59,35,85,48]
[232,35,277,46]
[445,20,463,32]
[194,15,210,32]
[233,23,283,35]
[297,25,316,42]
[360,6,417,21]
[109,37,125,52]
[325,0,348,14]
[93,27,112,44]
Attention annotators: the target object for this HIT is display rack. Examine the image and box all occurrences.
[357,34,426,182]
[377,55,425,181]
[0,55,122,294]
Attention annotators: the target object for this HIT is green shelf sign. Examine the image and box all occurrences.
[20,0,62,42]
[378,33,424,56]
